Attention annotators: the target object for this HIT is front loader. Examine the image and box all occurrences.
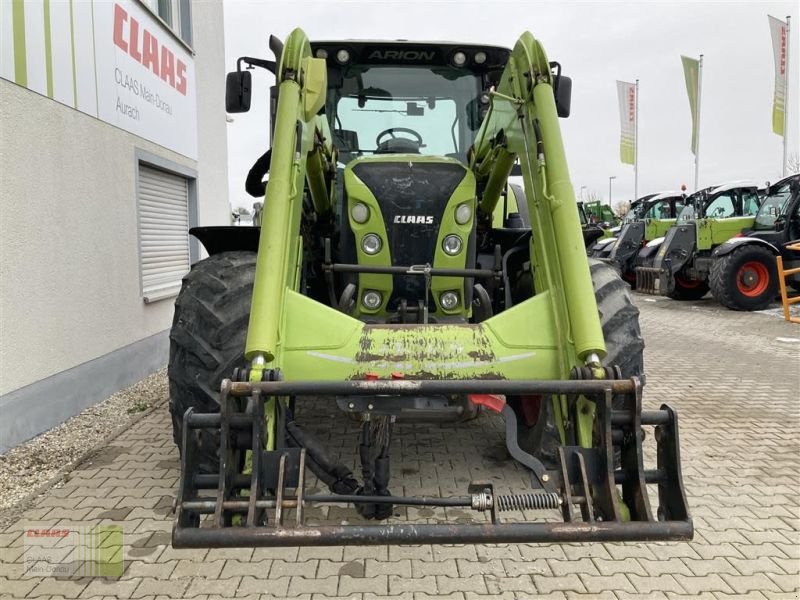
[169,29,691,548]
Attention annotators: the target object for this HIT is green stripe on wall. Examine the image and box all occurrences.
[11,0,27,86]
[69,0,78,108]
[43,0,53,97]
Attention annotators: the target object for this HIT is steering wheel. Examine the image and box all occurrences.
[375,127,424,148]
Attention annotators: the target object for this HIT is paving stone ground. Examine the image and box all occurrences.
[1,294,798,599]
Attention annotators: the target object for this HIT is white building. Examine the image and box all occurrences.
[0,0,229,451]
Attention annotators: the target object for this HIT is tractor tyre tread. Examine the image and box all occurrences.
[527,259,644,465]
[168,251,256,473]
[709,244,778,311]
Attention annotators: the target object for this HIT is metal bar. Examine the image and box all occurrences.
[181,494,474,514]
[226,378,638,398]
[327,263,497,278]
[173,520,694,548]
[615,409,671,426]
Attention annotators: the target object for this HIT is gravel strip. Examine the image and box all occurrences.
[0,368,168,524]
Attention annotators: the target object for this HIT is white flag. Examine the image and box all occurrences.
[616,81,636,165]
[768,15,788,136]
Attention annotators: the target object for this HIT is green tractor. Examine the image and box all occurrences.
[635,181,762,300]
[582,200,618,227]
[707,174,800,310]
[590,191,686,285]
[169,30,690,548]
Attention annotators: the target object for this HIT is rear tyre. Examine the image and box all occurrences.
[709,245,778,311]
[168,251,256,473]
[667,274,709,301]
[512,259,644,465]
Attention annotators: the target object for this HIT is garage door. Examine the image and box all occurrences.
[138,164,190,303]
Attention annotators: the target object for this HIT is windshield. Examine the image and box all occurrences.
[754,182,793,229]
[328,65,482,163]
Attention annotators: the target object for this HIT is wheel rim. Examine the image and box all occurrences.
[736,261,770,297]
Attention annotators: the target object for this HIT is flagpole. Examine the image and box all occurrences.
[694,55,704,190]
[634,79,639,201]
[783,16,791,176]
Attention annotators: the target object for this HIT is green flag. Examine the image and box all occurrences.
[681,56,700,155]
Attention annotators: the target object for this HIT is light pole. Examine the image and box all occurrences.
[580,185,587,201]
[608,176,617,205]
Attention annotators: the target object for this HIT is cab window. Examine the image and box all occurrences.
[741,190,760,216]
[705,192,736,218]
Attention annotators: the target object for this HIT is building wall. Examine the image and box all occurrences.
[0,0,228,451]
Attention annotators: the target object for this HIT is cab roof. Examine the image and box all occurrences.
[310,40,511,71]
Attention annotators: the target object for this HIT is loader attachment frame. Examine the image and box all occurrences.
[173,376,691,547]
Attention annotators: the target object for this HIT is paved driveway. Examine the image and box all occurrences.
[1,295,798,599]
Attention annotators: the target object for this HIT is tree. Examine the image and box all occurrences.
[613,200,631,218]
[584,190,604,203]
[787,153,800,175]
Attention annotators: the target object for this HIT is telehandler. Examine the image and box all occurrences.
[169,30,691,548]
[635,181,762,299]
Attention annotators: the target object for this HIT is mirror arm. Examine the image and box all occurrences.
[237,56,276,75]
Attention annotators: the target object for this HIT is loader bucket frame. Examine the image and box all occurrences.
[173,28,692,547]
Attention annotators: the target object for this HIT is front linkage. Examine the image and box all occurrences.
[173,376,691,548]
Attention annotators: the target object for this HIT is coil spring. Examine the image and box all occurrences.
[496,492,561,511]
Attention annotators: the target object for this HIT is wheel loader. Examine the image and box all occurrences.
[635,181,762,300]
[169,29,691,548]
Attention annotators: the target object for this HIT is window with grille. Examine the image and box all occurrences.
[137,164,191,303]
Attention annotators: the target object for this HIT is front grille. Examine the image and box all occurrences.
[352,161,467,308]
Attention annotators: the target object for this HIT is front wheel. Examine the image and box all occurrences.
[709,245,778,311]
[511,259,644,465]
[668,273,709,300]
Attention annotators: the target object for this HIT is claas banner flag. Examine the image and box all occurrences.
[680,56,700,155]
[616,81,636,165]
[768,15,788,137]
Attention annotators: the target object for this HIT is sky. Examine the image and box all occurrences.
[223,0,799,210]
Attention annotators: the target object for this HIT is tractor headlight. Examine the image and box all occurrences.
[315,48,328,60]
[442,235,463,256]
[351,202,369,223]
[336,48,350,64]
[361,233,382,255]
[452,51,467,67]
[455,203,472,225]
[474,51,487,65]
[440,291,459,310]
[362,290,382,310]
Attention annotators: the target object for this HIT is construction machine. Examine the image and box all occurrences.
[635,181,762,300]
[169,29,691,548]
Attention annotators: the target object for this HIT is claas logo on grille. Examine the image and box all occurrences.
[394,215,434,224]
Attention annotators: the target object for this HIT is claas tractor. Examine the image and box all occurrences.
[636,181,762,300]
[707,174,800,310]
[169,29,691,548]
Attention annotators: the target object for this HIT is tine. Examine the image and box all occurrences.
[557,447,576,522]
[275,454,287,527]
[296,449,306,527]
[576,451,595,522]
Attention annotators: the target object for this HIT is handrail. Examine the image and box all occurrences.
[777,241,800,324]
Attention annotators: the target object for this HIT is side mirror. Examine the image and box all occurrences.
[554,75,572,118]
[226,70,252,113]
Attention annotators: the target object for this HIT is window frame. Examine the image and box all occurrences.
[134,149,199,304]
[137,0,194,51]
